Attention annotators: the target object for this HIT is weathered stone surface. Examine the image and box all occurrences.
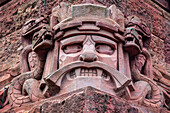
[0,0,11,6]
[0,74,12,90]
[2,87,169,113]
[164,19,170,64]
[0,30,21,82]
[0,0,40,38]
[150,34,165,65]
[40,87,135,113]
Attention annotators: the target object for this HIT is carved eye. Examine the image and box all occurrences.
[63,44,82,54]
[96,44,114,55]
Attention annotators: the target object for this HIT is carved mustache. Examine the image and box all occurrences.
[44,61,131,91]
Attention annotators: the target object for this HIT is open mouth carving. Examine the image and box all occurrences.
[67,68,110,81]
[33,32,53,50]
[124,30,142,56]
[22,17,49,36]
[32,26,53,52]
[44,61,131,96]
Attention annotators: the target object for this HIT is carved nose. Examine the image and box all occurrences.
[79,53,98,62]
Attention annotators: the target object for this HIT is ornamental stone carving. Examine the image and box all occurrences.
[0,2,169,112]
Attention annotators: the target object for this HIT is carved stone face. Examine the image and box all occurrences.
[57,35,118,95]
[44,4,131,97]
[135,54,146,72]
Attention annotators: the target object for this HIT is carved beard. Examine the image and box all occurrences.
[44,61,131,96]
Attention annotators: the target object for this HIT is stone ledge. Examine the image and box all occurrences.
[3,86,169,113]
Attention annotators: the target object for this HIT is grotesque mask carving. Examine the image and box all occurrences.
[44,11,131,96]
[124,16,151,56]
[56,35,118,95]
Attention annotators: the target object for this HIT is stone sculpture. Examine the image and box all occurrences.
[0,2,168,112]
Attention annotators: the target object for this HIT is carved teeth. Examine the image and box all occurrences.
[75,68,81,77]
[85,69,88,73]
[89,69,92,76]
[67,68,110,80]
[92,69,97,76]
[80,68,97,76]
[97,69,103,77]
[81,68,85,76]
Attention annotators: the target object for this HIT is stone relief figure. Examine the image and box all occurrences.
[8,15,53,107]
[124,16,163,107]
[0,2,167,111]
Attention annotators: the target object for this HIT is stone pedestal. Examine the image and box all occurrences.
[3,87,168,113]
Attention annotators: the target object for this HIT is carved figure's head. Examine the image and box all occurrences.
[43,4,131,97]
[22,15,49,37]
[135,54,146,72]
[124,16,151,56]
[32,25,53,53]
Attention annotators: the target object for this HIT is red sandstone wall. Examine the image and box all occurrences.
[0,0,169,89]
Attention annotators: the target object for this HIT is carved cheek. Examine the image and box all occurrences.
[95,44,117,69]
[59,49,81,68]
[97,51,117,69]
